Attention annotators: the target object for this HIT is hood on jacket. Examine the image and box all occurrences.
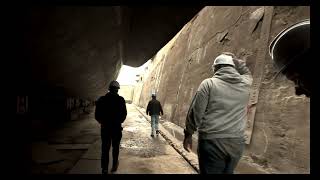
[213,66,242,84]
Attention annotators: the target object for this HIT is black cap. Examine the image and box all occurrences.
[109,80,120,89]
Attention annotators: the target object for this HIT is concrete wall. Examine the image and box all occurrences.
[19,7,202,100]
[119,85,134,103]
[133,6,310,173]
[133,32,181,108]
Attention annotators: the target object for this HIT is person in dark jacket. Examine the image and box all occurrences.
[146,93,163,137]
[95,80,127,174]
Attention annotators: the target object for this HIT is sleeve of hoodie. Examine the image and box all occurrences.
[236,59,253,86]
[185,79,210,135]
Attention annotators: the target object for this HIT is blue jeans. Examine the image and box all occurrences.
[150,115,159,135]
[198,138,245,174]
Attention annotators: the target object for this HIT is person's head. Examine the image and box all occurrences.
[151,92,156,99]
[212,53,235,72]
[269,19,310,97]
[108,80,120,93]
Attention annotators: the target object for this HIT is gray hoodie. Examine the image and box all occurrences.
[185,61,252,140]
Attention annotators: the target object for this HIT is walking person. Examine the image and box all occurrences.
[95,80,127,174]
[146,92,163,137]
[183,53,253,174]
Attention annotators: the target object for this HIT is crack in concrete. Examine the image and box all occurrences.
[189,7,250,55]
[261,110,269,154]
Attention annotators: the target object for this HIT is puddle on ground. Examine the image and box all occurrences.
[120,139,167,158]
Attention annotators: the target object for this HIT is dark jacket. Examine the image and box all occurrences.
[146,99,163,116]
[95,92,127,130]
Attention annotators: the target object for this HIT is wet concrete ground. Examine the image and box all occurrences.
[68,104,196,174]
[32,103,267,174]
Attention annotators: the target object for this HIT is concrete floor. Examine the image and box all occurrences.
[31,108,100,174]
[68,104,196,174]
[32,103,269,174]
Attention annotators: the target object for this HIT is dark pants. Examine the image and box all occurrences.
[198,138,245,174]
[101,127,122,170]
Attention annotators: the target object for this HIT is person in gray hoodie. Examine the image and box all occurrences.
[183,53,252,174]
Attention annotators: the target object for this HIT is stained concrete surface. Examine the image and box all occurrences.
[47,108,100,144]
[133,6,310,173]
[31,107,99,174]
[32,103,276,174]
[18,7,202,100]
[69,104,197,174]
[135,106,270,174]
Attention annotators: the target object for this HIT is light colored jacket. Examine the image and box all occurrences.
[185,60,252,139]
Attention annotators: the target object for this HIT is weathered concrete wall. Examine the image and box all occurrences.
[19,7,202,100]
[133,33,181,109]
[119,85,134,103]
[133,81,143,105]
[246,6,310,173]
[134,6,310,173]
